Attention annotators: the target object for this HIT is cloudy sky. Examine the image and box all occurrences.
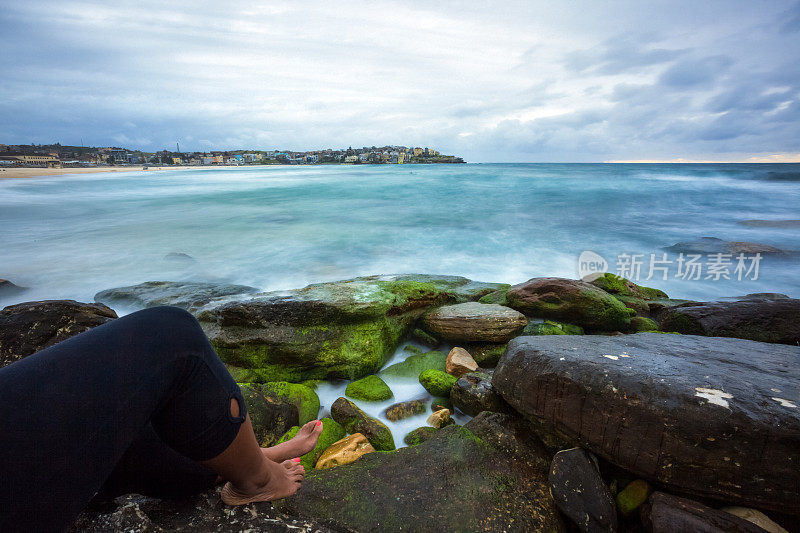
[1,1,798,162]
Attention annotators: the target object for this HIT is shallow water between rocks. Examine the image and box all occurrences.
[314,341,470,448]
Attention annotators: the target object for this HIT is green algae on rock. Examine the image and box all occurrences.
[198,275,502,383]
[419,368,457,396]
[379,349,447,379]
[523,320,584,336]
[384,399,428,421]
[260,381,320,425]
[239,384,299,447]
[629,316,658,332]
[465,342,507,367]
[616,479,652,516]
[506,277,635,332]
[275,413,564,532]
[345,375,393,402]
[330,397,395,451]
[403,426,439,446]
[430,396,452,412]
[277,417,346,470]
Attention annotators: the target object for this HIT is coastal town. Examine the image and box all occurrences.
[0,143,465,168]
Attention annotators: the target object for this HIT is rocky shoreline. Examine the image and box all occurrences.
[1,273,798,532]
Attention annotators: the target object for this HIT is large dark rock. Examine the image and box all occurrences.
[548,447,617,533]
[665,236,789,255]
[505,277,635,332]
[198,275,499,383]
[0,300,117,368]
[94,281,259,313]
[450,370,511,417]
[275,412,564,532]
[493,333,800,515]
[421,302,527,343]
[72,491,335,532]
[642,492,767,533]
[0,278,27,298]
[657,298,800,345]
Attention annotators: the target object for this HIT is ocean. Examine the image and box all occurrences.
[1,163,799,309]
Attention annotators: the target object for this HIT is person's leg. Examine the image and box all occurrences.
[95,423,218,501]
[0,306,310,532]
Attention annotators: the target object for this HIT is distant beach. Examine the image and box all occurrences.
[0,165,246,179]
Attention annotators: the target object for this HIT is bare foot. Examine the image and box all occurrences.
[262,420,324,462]
[220,459,305,505]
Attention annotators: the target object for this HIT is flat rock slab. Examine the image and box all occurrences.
[95,281,259,314]
[71,491,336,532]
[422,301,527,342]
[0,300,117,368]
[493,333,800,514]
[658,299,800,345]
[276,412,564,532]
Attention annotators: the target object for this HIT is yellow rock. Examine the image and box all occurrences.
[446,347,479,377]
[315,433,375,469]
[427,408,453,428]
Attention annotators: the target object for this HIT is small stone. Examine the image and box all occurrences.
[427,408,453,428]
[315,433,375,469]
[616,479,652,516]
[451,371,510,417]
[345,375,393,402]
[384,399,427,421]
[446,347,479,377]
[403,345,423,355]
[419,369,458,396]
[720,507,788,533]
[403,426,439,446]
[644,492,767,533]
[411,328,440,348]
[331,397,395,450]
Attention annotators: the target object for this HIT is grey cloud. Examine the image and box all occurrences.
[565,34,685,75]
[657,55,733,87]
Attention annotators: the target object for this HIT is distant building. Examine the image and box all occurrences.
[0,154,61,167]
[344,155,358,163]
[413,147,424,156]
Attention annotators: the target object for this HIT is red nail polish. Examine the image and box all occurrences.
[293,457,301,462]
[316,420,322,427]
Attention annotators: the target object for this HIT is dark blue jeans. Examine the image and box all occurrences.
[0,306,247,532]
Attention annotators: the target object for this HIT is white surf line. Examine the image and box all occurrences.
[771,397,797,408]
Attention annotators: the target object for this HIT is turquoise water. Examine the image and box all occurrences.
[1,163,799,308]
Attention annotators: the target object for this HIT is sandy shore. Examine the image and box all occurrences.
[0,165,247,179]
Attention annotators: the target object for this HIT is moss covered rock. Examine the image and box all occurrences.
[616,479,652,516]
[506,277,635,332]
[275,413,563,532]
[379,350,447,379]
[403,426,439,446]
[402,344,423,355]
[345,375,393,402]
[330,397,395,451]
[384,399,427,421]
[478,286,509,306]
[465,342,506,367]
[430,396,452,412]
[419,369,457,396]
[410,327,440,348]
[629,316,658,332]
[240,384,299,447]
[277,417,346,471]
[260,382,320,424]
[590,273,667,300]
[523,320,584,336]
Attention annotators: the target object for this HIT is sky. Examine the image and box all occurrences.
[1,0,799,162]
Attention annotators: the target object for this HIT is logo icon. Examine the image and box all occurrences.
[578,251,608,281]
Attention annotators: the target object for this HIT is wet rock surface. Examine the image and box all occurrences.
[0,300,117,368]
[240,384,299,447]
[422,301,527,343]
[95,281,259,313]
[493,333,800,514]
[72,490,338,532]
[642,492,767,533]
[383,398,427,421]
[445,346,478,376]
[276,412,564,532]
[450,370,511,417]
[0,278,27,298]
[665,236,790,255]
[548,447,617,533]
[657,298,800,344]
[330,397,395,451]
[506,277,635,332]
[197,275,496,383]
